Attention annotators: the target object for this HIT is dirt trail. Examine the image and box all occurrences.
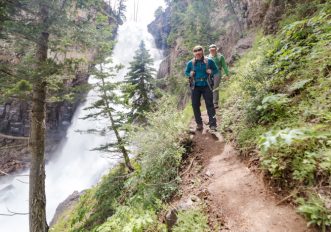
[183,113,313,232]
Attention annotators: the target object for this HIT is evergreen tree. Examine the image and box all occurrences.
[124,40,156,122]
[80,10,134,172]
[84,64,134,172]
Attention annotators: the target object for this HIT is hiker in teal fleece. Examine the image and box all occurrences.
[185,53,219,87]
[185,45,219,132]
[208,44,229,109]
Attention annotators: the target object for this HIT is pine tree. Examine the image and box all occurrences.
[81,10,134,172]
[124,40,156,122]
[83,64,134,172]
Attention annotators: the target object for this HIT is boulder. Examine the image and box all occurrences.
[50,190,84,227]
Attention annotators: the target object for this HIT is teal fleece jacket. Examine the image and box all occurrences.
[185,57,219,87]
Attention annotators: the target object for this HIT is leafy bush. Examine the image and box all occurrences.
[258,128,331,185]
[320,151,331,174]
[266,3,331,89]
[297,195,331,232]
[173,209,210,232]
[256,94,290,123]
[95,205,166,232]
[292,151,318,184]
[237,126,266,153]
[287,78,312,94]
[219,94,246,138]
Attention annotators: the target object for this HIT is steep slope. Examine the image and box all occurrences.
[219,2,331,230]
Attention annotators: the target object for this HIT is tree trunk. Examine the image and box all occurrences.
[29,4,49,232]
[109,114,135,173]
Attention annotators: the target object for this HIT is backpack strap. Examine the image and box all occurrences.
[204,57,209,70]
[191,58,196,72]
[189,58,196,90]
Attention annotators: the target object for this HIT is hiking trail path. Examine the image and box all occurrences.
[175,112,314,232]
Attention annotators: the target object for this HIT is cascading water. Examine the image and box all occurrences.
[0,1,165,231]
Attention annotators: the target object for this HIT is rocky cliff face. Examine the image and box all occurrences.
[148,0,287,81]
[0,74,87,138]
[212,0,285,62]
[0,72,89,175]
[147,7,171,53]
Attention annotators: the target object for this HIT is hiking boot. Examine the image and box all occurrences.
[196,124,203,131]
[209,126,217,132]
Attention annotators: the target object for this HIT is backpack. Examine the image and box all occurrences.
[190,57,213,91]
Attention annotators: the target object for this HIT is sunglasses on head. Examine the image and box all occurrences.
[193,48,203,52]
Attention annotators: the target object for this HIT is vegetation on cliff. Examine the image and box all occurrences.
[219,1,331,230]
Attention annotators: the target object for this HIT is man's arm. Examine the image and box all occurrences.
[220,55,229,76]
[185,61,192,77]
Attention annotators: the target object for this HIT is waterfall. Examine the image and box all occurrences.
[0,1,165,231]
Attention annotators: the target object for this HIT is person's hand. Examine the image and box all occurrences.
[206,69,212,74]
[190,71,195,77]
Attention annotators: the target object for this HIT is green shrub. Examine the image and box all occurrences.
[95,205,166,232]
[173,209,210,232]
[219,94,246,138]
[297,195,331,232]
[280,0,325,28]
[258,128,331,185]
[256,94,290,124]
[292,151,318,184]
[320,151,331,174]
[237,126,266,153]
[129,96,186,201]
